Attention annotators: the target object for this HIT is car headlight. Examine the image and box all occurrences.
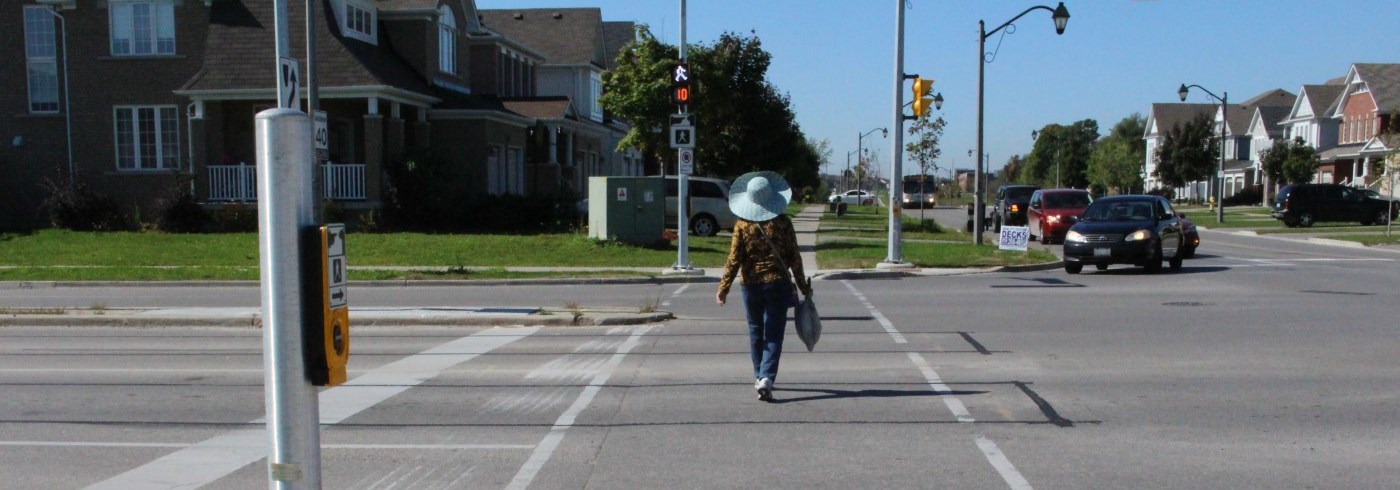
[1010,204,1020,213]
[1065,230,1086,243]
[1125,229,1151,241]
[903,197,911,203]
[1047,215,1060,223]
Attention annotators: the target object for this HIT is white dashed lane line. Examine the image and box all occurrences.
[660,284,690,307]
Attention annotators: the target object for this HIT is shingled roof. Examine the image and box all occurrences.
[1240,88,1295,109]
[1146,103,1216,137]
[1298,84,1345,119]
[502,97,574,120]
[478,8,604,67]
[602,21,635,71]
[1252,106,1291,138]
[1353,63,1400,113]
[181,0,434,100]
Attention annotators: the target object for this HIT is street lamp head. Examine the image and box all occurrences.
[1052,2,1070,35]
[933,93,944,111]
[1031,129,1039,140]
[1177,83,1190,102]
[881,128,888,138]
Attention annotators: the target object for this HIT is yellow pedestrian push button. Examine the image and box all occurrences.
[311,223,349,386]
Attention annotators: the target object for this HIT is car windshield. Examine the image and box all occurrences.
[1362,189,1386,199]
[1005,187,1036,200]
[1081,200,1154,221]
[1044,192,1091,208]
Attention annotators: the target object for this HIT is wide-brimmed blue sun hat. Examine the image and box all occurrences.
[729,171,792,222]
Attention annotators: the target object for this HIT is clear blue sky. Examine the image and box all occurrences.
[477,0,1400,179]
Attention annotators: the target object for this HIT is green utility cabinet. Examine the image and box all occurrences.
[589,176,664,245]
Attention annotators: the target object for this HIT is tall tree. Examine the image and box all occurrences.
[1000,155,1026,185]
[1153,113,1219,188]
[1088,138,1142,194]
[905,114,946,180]
[1261,137,1320,186]
[600,25,679,175]
[601,29,820,191]
[1027,119,1099,188]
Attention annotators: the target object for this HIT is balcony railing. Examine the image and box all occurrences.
[207,162,365,202]
[322,162,366,200]
[207,163,257,201]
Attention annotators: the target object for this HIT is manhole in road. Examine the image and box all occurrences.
[1162,301,1215,307]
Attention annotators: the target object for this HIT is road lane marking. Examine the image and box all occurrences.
[907,352,975,423]
[661,284,690,307]
[85,326,540,490]
[506,325,653,490]
[841,281,907,344]
[976,435,1033,490]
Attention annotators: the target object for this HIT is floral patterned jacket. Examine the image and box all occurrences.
[718,215,811,297]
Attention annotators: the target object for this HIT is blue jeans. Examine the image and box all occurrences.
[742,280,791,382]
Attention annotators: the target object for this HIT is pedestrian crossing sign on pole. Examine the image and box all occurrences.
[670,124,695,149]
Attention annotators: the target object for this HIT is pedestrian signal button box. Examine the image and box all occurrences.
[308,223,349,386]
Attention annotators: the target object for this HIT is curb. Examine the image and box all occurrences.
[991,261,1065,273]
[0,276,721,289]
[0,310,674,328]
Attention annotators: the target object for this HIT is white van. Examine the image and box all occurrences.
[665,176,738,236]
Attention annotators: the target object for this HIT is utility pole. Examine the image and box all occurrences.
[878,0,911,269]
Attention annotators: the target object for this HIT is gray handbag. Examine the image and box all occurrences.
[794,296,822,352]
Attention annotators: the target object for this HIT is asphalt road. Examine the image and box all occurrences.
[3,231,1400,488]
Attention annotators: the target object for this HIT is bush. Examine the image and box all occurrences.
[41,180,132,231]
[1223,185,1263,207]
[156,178,210,233]
[210,203,258,232]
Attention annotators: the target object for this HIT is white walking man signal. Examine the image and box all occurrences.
[674,65,689,83]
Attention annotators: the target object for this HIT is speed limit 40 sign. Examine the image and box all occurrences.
[678,148,694,175]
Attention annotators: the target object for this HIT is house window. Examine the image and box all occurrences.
[343,1,376,44]
[24,6,59,114]
[590,71,602,121]
[507,147,523,195]
[438,6,456,75]
[110,1,175,56]
[113,106,179,170]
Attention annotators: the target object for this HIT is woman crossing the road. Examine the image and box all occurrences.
[716,171,812,402]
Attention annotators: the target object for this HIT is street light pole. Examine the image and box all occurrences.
[856,127,887,207]
[976,2,1069,245]
[1179,83,1227,224]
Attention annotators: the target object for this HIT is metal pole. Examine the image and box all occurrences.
[857,132,863,205]
[885,0,905,264]
[1388,165,1395,238]
[306,0,322,222]
[675,0,690,270]
[974,20,986,245]
[256,109,321,490]
[1217,92,1226,223]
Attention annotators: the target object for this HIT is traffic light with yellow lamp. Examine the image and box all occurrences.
[910,77,943,118]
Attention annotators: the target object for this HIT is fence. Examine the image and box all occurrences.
[207,162,366,201]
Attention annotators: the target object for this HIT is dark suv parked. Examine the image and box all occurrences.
[1271,183,1397,227]
[992,184,1040,232]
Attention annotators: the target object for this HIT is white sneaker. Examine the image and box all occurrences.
[756,377,773,401]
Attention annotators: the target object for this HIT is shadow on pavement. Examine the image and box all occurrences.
[770,387,988,404]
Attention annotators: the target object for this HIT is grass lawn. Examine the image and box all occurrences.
[0,266,661,282]
[0,230,731,280]
[818,204,962,241]
[1180,207,1282,229]
[817,239,1057,269]
[1315,233,1400,246]
[1254,225,1390,235]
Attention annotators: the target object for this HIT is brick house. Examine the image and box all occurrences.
[0,0,640,231]
[1322,63,1400,188]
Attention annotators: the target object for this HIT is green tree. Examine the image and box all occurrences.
[1027,119,1099,188]
[905,114,946,182]
[600,25,679,175]
[1260,138,1319,185]
[1153,113,1219,188]
[1088,138,1142,194]
[1000,155,1025,185]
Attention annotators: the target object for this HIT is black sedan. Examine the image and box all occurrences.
[1062,195,1185,274]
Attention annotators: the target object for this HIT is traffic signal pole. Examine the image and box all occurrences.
[879,0,912,269]
[675,0,691,271]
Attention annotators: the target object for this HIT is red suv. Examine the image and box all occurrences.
[1028,189,1093,244]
